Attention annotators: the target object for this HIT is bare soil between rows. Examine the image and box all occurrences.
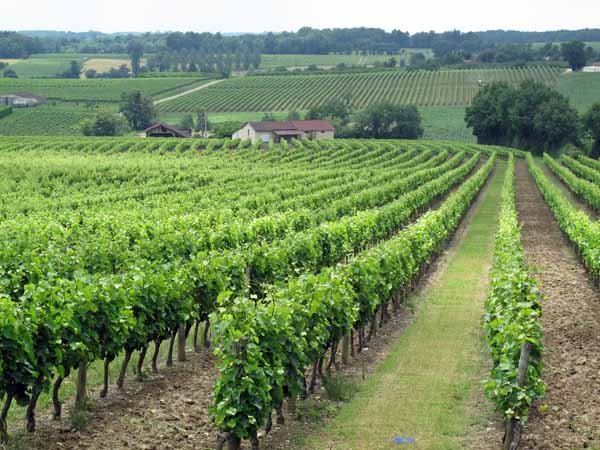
[515,161,600,450]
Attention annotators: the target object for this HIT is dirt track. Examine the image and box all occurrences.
[154,79,224,105]
[515,161,600,450]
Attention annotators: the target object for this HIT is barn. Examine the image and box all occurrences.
[144,123,192,138]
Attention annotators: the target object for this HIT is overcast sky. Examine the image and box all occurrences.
[1,0,599,34]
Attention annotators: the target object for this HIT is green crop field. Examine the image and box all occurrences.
[0,107,95,135]
[0,138,543,450]
[259,50,432,69]
[420,106,475,142]
[557,72,600,112]
[0,77,211,103]
[5,57,85,78]
[156,66,562,113]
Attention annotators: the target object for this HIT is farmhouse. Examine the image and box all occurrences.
[145,123,192,138]
[232,120,335,143]
[0,93,47,107]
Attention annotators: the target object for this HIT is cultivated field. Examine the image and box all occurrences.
[156,66,562,112]
[1,55,86,78]
[0,77,211,103]
[0,107,95,135]
[82,58,134,74]
[557,71,600,111]
[0,138,599,450]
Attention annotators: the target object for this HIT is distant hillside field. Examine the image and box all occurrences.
[259,50,432,69]
[0,107,94,135]
[557,72,600,112]
[156,66,562,113]
[2,56,85,78]
[0,77,211,103]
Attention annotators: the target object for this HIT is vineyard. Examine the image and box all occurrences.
[0,108,94,136]
[156,66,562,112]
[557,71,600,112]
[1,137,600,450]
[0,77,211,103]
[0,137,514,447]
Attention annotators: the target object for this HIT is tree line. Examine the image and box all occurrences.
[466,81,600,156]
[4,28,600,58]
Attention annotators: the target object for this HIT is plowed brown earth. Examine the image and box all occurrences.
[12,351,220,450]
[515,161,600,450]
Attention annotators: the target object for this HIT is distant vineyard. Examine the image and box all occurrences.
[557,72,600,112]
[156,66,562,113]
[259,50,431,68]
[0,108,93,135]
[0,77,211,103]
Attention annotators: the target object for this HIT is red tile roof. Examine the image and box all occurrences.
[248,121,297,132]
[291,120,335,132]
[247,120,335,133]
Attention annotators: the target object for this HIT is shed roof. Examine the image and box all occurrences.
[291,120,335,132]
[144,123,192,138]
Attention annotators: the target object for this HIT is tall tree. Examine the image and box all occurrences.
[465,82,516,145]
[128,41,144,78]
[354,103,423,139]
[533,96,580,153]
[60,60,82,79]
[583,103,600,158]
[119,91,156,130]
[465,80,580,154]
[80,112,128,136]
[561,41,587,71]
[510,80,555,151]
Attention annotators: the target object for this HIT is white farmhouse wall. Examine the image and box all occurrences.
[232,123,255,140]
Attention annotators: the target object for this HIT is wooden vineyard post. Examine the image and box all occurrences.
[75,360,88,411]
[342,334,350,365]
[503,342,531,450]
[177,322,187,362]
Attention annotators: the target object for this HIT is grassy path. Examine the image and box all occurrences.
[302,162,506,450]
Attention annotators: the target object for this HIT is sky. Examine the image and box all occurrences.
[1,0,599,34]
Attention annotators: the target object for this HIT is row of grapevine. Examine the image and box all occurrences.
[529,153,600,283]
[156,67,562,112]
[211,153,496,448]
[0,140,481,441]
[0,109,95,136]
[0,77,210,103]
[484,155,544,447]
[561,154,600,185]
[544,153,600,211]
